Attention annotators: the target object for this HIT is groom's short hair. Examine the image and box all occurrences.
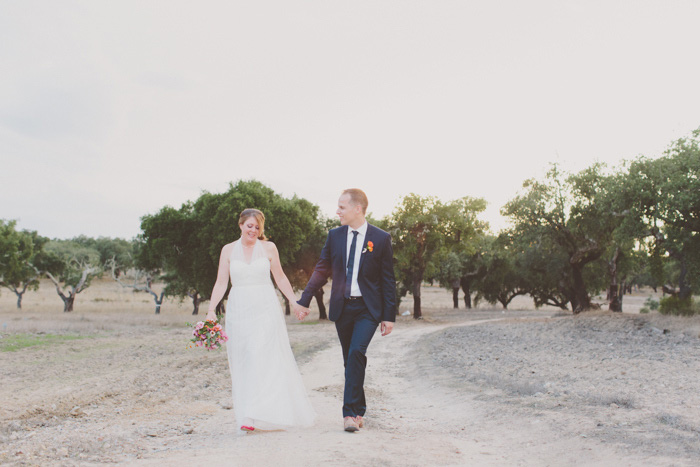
[343,188,368,214]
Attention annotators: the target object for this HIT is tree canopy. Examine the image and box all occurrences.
[0,221,48,309]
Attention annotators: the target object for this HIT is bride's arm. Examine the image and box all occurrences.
[266,242,297,304]
[206,244,232,320]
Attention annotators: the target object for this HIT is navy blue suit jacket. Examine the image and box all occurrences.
[298,224,397,323]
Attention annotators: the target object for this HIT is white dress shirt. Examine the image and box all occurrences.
[346,221,367,297]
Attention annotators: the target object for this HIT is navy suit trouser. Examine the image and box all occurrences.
[335,298,379,418]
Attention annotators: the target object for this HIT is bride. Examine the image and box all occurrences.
[205,208,316,432]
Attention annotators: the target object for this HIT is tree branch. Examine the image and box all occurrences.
[74,264,98,295]
[45,270,68,302]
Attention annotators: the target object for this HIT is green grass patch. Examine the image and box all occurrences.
[0,333,86,352]
[297,320,321,325]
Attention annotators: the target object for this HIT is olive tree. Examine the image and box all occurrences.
[624,129,700,303]
[502,164,620,313]
[43,240,101,312]
[390,194,486,318]
[0,221,48,309]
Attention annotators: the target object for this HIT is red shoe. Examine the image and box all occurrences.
[344,417,359,432]
[240,425,255,432]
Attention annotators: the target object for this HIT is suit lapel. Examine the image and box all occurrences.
[358,224,373,273]
[340,225,349,271]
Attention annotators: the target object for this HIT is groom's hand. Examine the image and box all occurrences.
[380,321,394,336]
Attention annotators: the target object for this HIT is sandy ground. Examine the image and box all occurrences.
[1,280,699,466]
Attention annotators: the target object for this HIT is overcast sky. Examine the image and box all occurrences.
[2,1,699,240]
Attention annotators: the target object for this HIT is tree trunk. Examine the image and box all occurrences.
[678,258,691,301]
[145,288,165,314]
[315,290,327,320]
[45,272,75,312]
[617,280,626,309]
[544,298,569,310]
[189,290,202,315]
[460,277,473,309]
[8,283,29,309]
[154,292,164,314]
[449,279,460,308]
[412,277,422,319]
[608,285,621,312]
[111,268,165,315]
[284,296,290,315]
[608,247,622,312]
[571,265,591,313]
[216,300,225,318]
[63,293,75,312]
[499,291,525,310]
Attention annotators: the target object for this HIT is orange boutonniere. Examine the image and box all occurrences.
[363,241,374,254]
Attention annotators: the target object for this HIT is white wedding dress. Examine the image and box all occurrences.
[225,239,316,431]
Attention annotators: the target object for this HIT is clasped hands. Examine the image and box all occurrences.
[292,303,393,337]
[293,303,310,321]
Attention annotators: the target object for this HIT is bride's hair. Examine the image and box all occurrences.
[238,209,268,240]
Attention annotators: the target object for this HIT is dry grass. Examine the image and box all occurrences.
[0,278,196,334]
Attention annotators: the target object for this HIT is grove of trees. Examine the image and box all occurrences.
[2,129,699,317]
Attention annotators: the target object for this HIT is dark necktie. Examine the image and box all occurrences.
[345,231,359,298]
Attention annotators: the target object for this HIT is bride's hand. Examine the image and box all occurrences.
[293,303,309,321]
[206,310,217,322]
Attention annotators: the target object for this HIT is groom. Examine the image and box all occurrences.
[295,188,397,432]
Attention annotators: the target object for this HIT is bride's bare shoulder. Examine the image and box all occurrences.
[259,240,278,253]
[221,241,236,254]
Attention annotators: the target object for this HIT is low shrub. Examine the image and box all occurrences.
[659,296,699,316]
[644,296,660,311]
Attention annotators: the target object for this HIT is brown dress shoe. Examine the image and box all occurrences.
[344,416,359,432]
[355,416,364,428]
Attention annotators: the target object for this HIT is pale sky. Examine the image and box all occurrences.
[2,1,699,239]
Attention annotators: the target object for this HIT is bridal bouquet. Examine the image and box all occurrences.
[188,319,228,350]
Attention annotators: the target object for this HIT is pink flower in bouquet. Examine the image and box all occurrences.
[188,319,228,351]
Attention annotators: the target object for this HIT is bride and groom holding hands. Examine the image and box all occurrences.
[205,188,397,433]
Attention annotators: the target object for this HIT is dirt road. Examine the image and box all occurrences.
[2,284,699,466]
[139,313,695,466]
